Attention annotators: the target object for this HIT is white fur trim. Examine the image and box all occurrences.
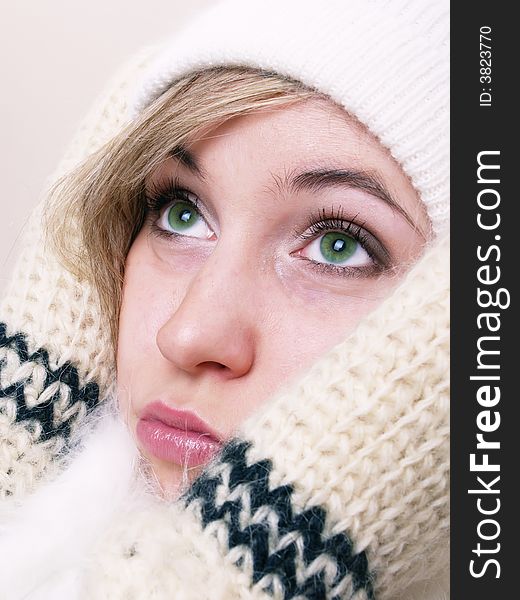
[0,408,138,599]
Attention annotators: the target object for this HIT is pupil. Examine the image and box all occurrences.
[180,209,191,223]
[332,239,344,252]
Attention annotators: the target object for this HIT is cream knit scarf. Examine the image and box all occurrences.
[0,47,449,600]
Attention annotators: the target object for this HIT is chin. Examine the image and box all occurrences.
[138,450,205,501]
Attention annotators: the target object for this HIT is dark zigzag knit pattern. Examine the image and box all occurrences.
[184,440,376,600]
[0,323,99,441]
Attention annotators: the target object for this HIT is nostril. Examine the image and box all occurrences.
[202,361,227,371]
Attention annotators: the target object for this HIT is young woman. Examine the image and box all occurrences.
[0,0,450,598]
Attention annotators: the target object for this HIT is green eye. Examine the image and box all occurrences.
[300,230,372,268]
[319,232,357,263]
[157,200,214,239]
[167,201,199,231]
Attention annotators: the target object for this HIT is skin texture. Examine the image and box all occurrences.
[116,98,430,498]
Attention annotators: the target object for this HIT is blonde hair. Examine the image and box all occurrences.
[45,67,319,351]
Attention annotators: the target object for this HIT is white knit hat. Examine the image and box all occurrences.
[128,0,450,234]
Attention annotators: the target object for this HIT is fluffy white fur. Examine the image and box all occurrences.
[401,573,450,600]
[0,403,141,599]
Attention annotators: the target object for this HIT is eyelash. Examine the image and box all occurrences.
[294,205,389,277]
[145,175,201,218]
[144,178,390,277]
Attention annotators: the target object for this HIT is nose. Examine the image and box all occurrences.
[156,250,256,379]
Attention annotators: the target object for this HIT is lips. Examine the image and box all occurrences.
[136,401,223,468]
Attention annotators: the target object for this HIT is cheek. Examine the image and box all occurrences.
[232,290,383,428]
[116,240,186,390]
[278,299,377,370]
[260,279,393,399]
[118,278,156,359]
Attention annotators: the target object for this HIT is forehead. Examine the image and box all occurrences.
[177,97,429,234]
[187,97,413,192]
[194,98,378,159]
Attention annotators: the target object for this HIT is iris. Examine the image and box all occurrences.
[319,232,357,263]
[168,202,199,231]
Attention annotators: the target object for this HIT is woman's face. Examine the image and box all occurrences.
[116,97,430,498]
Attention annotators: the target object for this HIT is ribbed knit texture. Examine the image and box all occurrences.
[129,0,450,234]
[0,2,449,598]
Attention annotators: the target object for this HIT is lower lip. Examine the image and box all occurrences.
[136,418,222,468]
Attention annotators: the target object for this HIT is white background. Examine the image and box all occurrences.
[0,0,215,291]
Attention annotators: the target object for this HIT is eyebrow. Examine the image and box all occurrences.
[170,145,205,178]
[170,147,416,230]
[271,167,415,228]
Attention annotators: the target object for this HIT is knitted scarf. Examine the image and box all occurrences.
[0,24,450,600]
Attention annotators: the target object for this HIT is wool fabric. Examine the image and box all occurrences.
[0,1,450,599]
[129,0,450,235]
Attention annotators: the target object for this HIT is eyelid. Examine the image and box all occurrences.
[302,257,386,279]
[294,205,392,269]
[145,180,392,276]
[145,179,201,213]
